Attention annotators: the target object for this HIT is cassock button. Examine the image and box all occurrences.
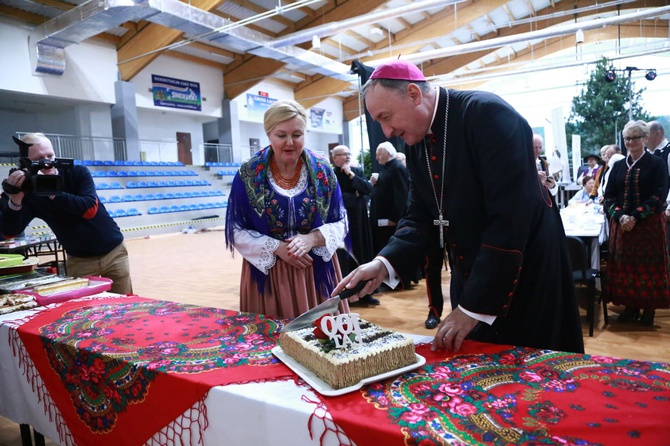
[502,304,508,309]
[507,292,513,297]
[459,255,464,260]
[431,137,437,144]
[431,155,437,161]
[513,280,518,284]
[434,174,439,180]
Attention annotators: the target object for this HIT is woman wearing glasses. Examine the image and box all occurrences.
[603,120,670,326]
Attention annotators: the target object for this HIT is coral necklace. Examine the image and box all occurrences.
[270,156,303,189]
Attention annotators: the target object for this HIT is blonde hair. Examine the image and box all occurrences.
[263,100,307,135]
[20,132,49,145]
[622,120,649,137]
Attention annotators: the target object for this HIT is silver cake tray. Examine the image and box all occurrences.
[272,346,425,396]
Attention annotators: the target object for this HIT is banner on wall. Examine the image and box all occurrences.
[309,107,337,132]
[152,75,201,111]
[246,93,277,121]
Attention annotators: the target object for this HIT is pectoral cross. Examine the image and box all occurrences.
[433,213,449,248]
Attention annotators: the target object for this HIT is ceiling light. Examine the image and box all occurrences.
[370,27,383,37]
[575,29,585,44]
[645,69,657,81]
[311,35,321,49]
[604,70,616,82]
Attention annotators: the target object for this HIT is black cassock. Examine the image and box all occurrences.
[378,88,584,354]
[334,166,374,275]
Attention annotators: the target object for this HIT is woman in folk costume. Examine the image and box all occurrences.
[603,120,670,326]
[225,100,350,319]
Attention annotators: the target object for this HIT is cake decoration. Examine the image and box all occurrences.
[313,313,363,349]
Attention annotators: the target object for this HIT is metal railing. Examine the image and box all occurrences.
[15,132,125,161]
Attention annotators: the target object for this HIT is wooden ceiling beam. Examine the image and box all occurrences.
[224,0,387,99]
[117,0,225,81]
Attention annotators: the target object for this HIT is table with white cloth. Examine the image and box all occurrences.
[2,294,669,446]
[561,205,607,271]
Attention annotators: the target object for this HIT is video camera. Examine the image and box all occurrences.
[1,136,74,196]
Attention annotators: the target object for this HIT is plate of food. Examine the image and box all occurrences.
[0,257,39,276]
[272,346,425,396]
[0,293,38,315]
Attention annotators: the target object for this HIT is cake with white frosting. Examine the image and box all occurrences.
[279,317,416,390]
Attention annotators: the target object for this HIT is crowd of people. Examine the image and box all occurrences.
[2,61,668,354]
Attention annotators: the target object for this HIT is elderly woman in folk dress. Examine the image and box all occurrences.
[603,120,670,326]
[225,100,350,319]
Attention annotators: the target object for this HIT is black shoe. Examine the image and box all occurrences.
[617,307,640,323]
[425,314,440,329]
[350,295,380,307]
[640,309,655,326]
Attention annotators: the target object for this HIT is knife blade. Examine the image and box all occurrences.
[280,280,368,333]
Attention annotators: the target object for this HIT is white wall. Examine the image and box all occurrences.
[0,19,117,104]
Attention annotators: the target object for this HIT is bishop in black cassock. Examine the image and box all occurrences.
[333,60,584,354]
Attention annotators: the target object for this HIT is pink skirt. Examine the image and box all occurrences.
[240,255,350,319]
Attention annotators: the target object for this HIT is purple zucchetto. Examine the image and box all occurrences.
[370,60,426,81]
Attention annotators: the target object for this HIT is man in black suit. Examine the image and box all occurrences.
[333,60,583,354]
[331,145,379,306]
[369,141,409,254]
[647,120,670,251]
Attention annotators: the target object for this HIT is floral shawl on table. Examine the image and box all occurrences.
[225,146,349,298]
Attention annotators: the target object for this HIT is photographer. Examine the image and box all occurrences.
[1,133,132,294]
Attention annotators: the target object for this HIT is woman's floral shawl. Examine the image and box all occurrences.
[225,146,348,298]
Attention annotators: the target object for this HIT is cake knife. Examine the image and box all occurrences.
[280,280,368,333]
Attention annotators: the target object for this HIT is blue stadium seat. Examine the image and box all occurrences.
[91,171,106,177]
[122,194,134,202]
[205,202,214,209]
[173,192,183,199]
[133,194,144,201]
[103,160,114,166]
[159,206,170,213]
[175,180,186,187]
[115,209,127,217]
[113,160,124,166]
[82,160,94,166]
[196,203,206,210]
[107,210,116,217]
[179,205,189,212]
[205,162,213,167]
[170,205,179,212]
[96,183,109,190]
[109,196,121,203]
[144,193,155,200]
[154,193,165,200]
[93,160,104,166]
[166,181,176,187]
[137,181,148,188]
[147,181,158,188]
[127,208,141,216]
[109,182,123,189]
[148,207,159,214]
[164,193,174,199]
[99,196,108,204]
[184,180,194,187]
[182,191,193,198]
[125,170,137,177]
[126,181,138,188]
[157,181,167,187]
[116,170,127,177]
[188,204,197,210]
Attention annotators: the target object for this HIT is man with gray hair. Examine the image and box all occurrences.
[646,120,670,250]
[333,59,583,354]
[369,141,409,255]
[1,133,133,294]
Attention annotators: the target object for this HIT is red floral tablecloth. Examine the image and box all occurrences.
[322,342,670,445]
[11,295,294,446]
